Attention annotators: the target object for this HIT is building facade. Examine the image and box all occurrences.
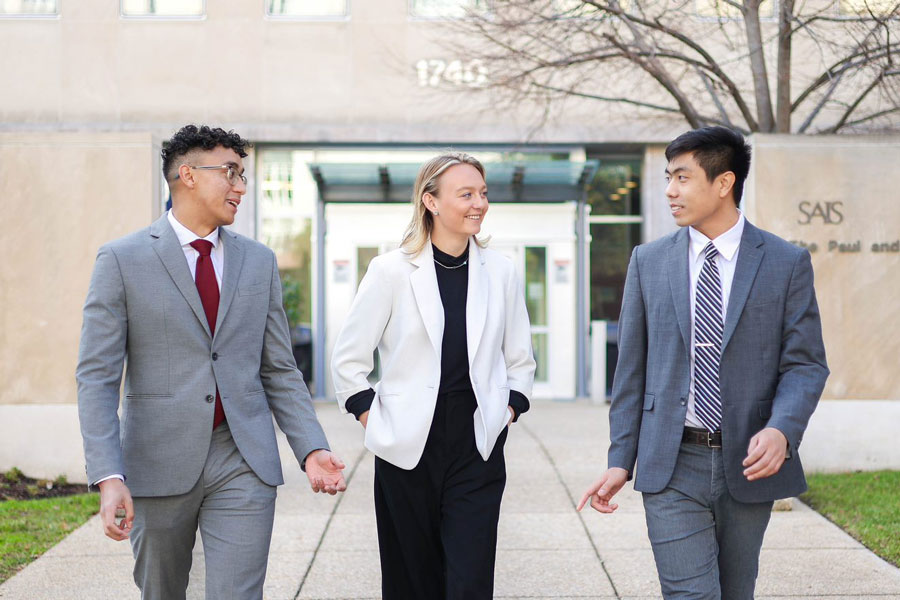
[1,0,897,480]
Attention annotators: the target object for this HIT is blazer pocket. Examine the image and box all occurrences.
[758,399,773,419]
[244,389,269,416]
[124,394,174,400]
[744,300,778,311]
[239,282,267,296]
[643,393,655,411]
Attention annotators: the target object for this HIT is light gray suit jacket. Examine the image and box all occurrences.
[608,221,829,503]
[76,215,328,497]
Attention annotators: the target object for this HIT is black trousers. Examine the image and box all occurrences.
[374,391,508,600]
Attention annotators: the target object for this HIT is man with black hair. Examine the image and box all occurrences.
[77,124,346,599]
[579,126,828,599]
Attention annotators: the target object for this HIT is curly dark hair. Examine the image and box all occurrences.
[161,125,250,182]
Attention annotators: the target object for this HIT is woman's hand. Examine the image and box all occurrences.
[359,410,369,429]
[507,406,515,427]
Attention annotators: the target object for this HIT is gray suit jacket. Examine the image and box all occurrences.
[76,215,328,497]
[608,221,829,503]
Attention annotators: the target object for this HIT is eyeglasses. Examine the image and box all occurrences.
[186,164,248,186]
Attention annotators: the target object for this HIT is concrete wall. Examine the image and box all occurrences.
[745,135,900,401]
[0,0,686,144]
[0,132,159,481]
[0,132,159,406]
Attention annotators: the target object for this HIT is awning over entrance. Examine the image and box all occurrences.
[308,160,599,203]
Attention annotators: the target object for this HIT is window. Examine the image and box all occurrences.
[839,0,897,15]
[357,246,381,382]
[120,0,204,18]
[410,0,487,18]
[590,223,641,321]
[553,0,633,17]
[0,0,58,16]
[695,0,775,19]
[525,246,549,383]
[587,159,641,216]
[266,0,348,18]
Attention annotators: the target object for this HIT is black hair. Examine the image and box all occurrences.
[161,124,250,182]
[665,126,751,207]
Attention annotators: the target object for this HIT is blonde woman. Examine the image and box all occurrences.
[331,153,536,599]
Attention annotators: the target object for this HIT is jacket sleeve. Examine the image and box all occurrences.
[502,260,536,401]
[76,245,128,488]
[331,257,393,412]
[765,249,829,451]
[607,247,648,477]
[260,253,330,468]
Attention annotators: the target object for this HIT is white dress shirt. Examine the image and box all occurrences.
[167,209,224,290]
[93,210,225,486]
[685,213,745,428]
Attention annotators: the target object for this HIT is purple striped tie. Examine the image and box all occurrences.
[693,242,724,432]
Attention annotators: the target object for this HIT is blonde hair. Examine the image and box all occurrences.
[401,152,489,256]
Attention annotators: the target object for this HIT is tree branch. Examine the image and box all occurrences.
[582,0,759,129]
[827,69,886,132]
[744,0,776,131]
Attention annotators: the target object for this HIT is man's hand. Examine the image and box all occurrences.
[359,411,369,429]
[98,478,134,541]
[305,449,347,495]
[507,406,515,427]
[743,427,788,481]
[577,467,628,514]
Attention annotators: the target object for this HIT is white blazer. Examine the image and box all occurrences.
[331,238,536,469]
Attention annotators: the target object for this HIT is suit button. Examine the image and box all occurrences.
[212,352,218,361]
[205,394,215,403]
[680,398,687,406]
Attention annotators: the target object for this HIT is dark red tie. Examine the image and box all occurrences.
[190,239,226,430]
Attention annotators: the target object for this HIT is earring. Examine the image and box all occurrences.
[433,211,439,216]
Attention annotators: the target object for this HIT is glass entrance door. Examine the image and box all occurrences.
[525,246,549,383]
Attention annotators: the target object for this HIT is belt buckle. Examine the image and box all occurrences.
[706,431,721,448]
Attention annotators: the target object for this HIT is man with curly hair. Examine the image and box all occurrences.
[76,124,346,599]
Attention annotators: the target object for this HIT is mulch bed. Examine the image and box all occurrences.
[1,469,90,501]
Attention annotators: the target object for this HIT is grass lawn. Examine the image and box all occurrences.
[802,470,900,567]
[0,493,98,584]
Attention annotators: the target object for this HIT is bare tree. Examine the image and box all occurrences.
[444,0,900,133]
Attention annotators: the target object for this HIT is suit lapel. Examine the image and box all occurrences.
[408,243,444,360]
[466,240,489,363]
[150,215,212,338]
[214,228,245,337]
[722,222,765,351]
[667,228,692,356]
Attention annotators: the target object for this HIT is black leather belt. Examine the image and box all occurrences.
[683,426,722,448]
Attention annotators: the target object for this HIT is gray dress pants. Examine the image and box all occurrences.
[642,442,773,600]
[130,423,277,600]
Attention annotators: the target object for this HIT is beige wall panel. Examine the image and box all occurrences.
[0,22,63,122]
[0,132,157,405]
[260,24,355,122]
[115,23,220,122]
[60,20,120,121]
[747,135,900,400]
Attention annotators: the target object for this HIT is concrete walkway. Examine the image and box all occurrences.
[3,401,899,599]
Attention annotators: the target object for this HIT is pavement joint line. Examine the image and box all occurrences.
[291,445,369,600]
[519,420,622,599]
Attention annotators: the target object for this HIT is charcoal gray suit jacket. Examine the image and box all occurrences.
[607,221,829,503]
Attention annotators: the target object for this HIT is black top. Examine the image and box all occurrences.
[433,243,474,395]
[345,242,529,421]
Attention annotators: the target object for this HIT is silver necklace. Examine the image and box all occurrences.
[434,257,468,270]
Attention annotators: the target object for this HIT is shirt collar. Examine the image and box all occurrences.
[688,212,744,263]
[167,209,219,249]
